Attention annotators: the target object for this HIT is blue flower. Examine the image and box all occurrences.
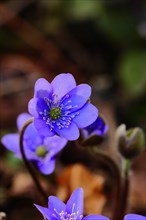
[82,115,108,139]
[124,214,146,220]
[1,113,67,175]
[34,188,109,220]
[28,73,98,141]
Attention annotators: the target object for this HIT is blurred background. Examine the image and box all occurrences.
[0,0,146,219]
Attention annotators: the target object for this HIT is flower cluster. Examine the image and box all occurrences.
[1,73,98,174]
[1,113,67,174]
[1,73,145,220]
[28,73,98,140]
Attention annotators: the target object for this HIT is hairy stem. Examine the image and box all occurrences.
[19,118,48,203]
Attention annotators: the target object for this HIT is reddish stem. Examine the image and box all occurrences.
[19,118,48,203]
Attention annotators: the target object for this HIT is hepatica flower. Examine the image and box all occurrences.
[1,113,67,174]
[35,188,109,220]
[124,214,146,220]
[28,73,98,140]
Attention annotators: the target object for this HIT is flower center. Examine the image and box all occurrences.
[57,212,81,220]
[36,146,47,157]
[53,207,83,220]
[50,107,61,120]
[39,96,80,131]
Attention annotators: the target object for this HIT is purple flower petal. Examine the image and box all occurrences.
[82,116,108,138]
[44,135,67,155]
[61,95,87,113]
[48,196,66,215]
[34,78,53,98]
[35,98,49,116]
[61,84,91,113]
[28,98,39,117]
[1,134,20,156]
[54,122,79,141]
[16,113,31,131]
[1,130,37,160]
[51,73,76,100]
[73,103,98,128]
[66,188,83,217]
[34,204,56,220]
[24,149,37,160]
[37,159,55,175]
[23,124,43,152]
[34,118,55,137]
[83,215,110,220]
[124,214,146,220]
[68,84,91,100]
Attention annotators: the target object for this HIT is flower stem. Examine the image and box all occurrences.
[89,148,122,220]
[19,118,48,203]
[118,159,130,220]
[119,176,129,220]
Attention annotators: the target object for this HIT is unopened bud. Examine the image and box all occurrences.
[116,124,145,159]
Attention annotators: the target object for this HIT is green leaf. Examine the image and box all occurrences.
[67,0,102,20]
[5,152,22,168]
[118,50,146,97]
[97,8,140,46]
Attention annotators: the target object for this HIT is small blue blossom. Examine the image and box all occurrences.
[34,188,109,220]
[1,113,67,175]
[28,73,98,141]
[124,214,146,220]
[81,115,108,139]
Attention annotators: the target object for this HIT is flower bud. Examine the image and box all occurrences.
[116,124,145,159]
[80,115,108,146]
